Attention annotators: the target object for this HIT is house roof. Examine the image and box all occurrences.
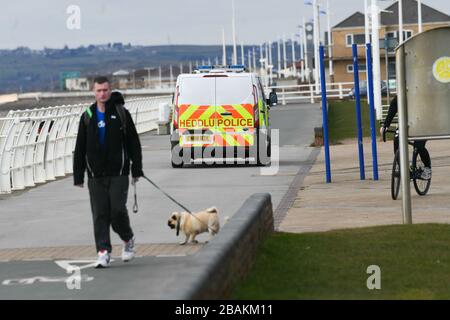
[333,12,366,29]
[333,0,450,29]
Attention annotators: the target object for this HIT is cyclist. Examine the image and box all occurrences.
[380,95,432,179]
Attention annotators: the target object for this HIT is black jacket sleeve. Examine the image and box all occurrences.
[125,109,144,178]
[73,114,87,185]
[384,96,398,128]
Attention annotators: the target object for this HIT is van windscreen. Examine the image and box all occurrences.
[178,77,215,105]
[216,76,254,105]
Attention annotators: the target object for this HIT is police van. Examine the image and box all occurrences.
[170,65,277,167]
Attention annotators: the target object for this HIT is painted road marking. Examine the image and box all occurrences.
[2,275,94,286]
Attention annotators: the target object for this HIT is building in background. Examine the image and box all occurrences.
[331,0,450,83]
[65,77,90,91]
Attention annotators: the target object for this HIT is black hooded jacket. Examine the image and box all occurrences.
[73,92,144,185]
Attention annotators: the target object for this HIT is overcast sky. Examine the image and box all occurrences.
[1,0,449,49]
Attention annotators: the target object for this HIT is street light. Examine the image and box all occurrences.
[418,0,423,33]
[268,41,273,85]
[291,34,297,78]
[295,30,306,82]
[222,27,227,65]
[301,17,310,82]
[159,66,162,88]
[326,0,333,78]
[282,34,287,73]
[304,0,321,93]
[252,47,256,71]
[369,0,398,119]
[231,0,237,65]
[364,0,371,84]
[144,67,153,89]
[277,36,282,79]
[398,0,404,43]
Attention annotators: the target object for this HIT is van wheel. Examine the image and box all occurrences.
[257,129,271,166]
[171,142,184,168]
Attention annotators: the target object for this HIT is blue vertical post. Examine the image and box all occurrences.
[352,44,365,180]
[319,46,331,183]
[366,43,379,181]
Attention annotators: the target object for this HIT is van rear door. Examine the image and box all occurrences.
[177,76,215,146]
[215,75,255,147]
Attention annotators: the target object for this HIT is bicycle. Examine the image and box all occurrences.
[382,128,431,200]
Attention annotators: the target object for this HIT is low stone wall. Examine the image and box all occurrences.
[170,193,274,299]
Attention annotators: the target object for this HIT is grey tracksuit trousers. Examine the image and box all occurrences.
[88,176,134,253]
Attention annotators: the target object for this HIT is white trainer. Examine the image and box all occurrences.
[422,167,432,180]
[95,250,111,268]
[122,237,136,262]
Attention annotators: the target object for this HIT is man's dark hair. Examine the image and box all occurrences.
[93,76,110,85]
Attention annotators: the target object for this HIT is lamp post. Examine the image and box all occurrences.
[277,36,282,79]
[326,0,333,78]
[268,41,273,85]
[231,0,237,65]
[296,29,306,82]
[364,0,371,84]
[302,17,310,81]
[222,27,227,65]
[159,66,162,88]
[291,33,297,78]
[145,67,152,89]
[371,0,382,120]
[418,0,423,33]
[282,34,287,74]
[313,0,321,93]
[398,0,404,43]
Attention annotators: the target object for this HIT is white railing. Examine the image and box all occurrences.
[266,82,354,105]
[16,87,175,100]
[0,95,171,194]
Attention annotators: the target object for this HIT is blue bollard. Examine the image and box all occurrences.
[366,43,379,181]
[319,46,331,183]
[352,44,365,180]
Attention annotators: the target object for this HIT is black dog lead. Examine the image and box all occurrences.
[142,175,192,214]
[133,175,216,236]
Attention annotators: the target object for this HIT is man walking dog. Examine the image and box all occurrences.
[73,76,143,268]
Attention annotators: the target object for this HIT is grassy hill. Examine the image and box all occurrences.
[0,44,247,94]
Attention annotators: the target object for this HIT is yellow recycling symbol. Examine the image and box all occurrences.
[432,56,450,83]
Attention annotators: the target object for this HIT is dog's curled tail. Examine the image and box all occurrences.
[206,207,218,213]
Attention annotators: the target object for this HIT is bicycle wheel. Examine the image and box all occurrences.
[412,148,431,196]
[391,150,401,200]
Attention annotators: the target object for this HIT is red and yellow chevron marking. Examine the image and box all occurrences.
[178,104,255,147]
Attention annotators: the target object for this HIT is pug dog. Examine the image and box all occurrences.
[167,207,220,245]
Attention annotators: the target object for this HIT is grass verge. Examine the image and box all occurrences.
[232,224,450,299]
[328,99,382,144]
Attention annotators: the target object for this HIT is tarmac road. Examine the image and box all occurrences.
[0,102,321,299]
